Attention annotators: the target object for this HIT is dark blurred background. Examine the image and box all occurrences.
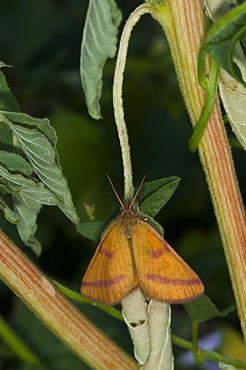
[0,0,245,369]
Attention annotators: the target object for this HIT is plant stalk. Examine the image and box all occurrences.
[0,230,138,370]
[151,0,246,339]
[113,3,153,202]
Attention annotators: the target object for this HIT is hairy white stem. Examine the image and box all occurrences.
[113,3,153,202]
[142,302,173,370]
[122,289,150,365]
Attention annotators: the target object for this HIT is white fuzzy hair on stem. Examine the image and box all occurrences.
[112,3,153,203]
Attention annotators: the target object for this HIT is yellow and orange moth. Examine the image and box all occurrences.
[81,181,204,305]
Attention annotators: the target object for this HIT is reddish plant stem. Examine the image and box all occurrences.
[0,230,138,370]
[152,0,246,339]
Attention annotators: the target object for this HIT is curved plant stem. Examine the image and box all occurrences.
[0,314,40,365]
[0,230,138,370]
[112,3,153,203]
[151,0,246,340]
[172,335,246,368]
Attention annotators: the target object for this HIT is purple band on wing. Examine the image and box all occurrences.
[147,240,169,259]
[99,247,116,259]
[82,275,124,288]
[147,274,202,286]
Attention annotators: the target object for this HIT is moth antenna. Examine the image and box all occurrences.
[129,174,146,210]
[106,175,126,211]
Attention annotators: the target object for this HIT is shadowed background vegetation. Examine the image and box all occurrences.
[0,0,246,369]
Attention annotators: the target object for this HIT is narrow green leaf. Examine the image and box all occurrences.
[138,177,180,217]
[201,2,246,88]
[184,295,234,324]
[229,137,243,149]
[80,0,122,119]
[77,220,109,243]
[0,314,40,366]
[0,63,20,112]
[52,280,123,321]
[189,57,220,152]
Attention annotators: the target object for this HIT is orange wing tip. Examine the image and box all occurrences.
[159,290,204,304]
[142,287,204,304]
[81,284,139,306]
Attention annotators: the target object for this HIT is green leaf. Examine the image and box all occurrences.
[77,220,109,243]
[0,63,20,112]
[184,295,235,324]
[0,165,60,205]
[229,137,243,148]
[52,280,123,321]
[4,111,57,146]
[0,151,32,176]
[0,120,13,152]
[138,177,180,217]
[189,57,219,152]
[219,42,246,150]
[1,112,79,225]
[80,0,122,119]
[0,199,20,223]
[0,164,63,255]
[201,2,246,88]
[0,177,21,195]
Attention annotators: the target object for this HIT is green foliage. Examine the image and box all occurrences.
[200,2,246,88]
[0,63,20,112]
[184,295,236,324]
[138,176,180,217]
[52,280,123,321]
[77,220,109,243]
[0,66,79,255]
[80,0,122,119]
[77,177,179,244]
[189,2,246,151]
[189,57,219,152]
